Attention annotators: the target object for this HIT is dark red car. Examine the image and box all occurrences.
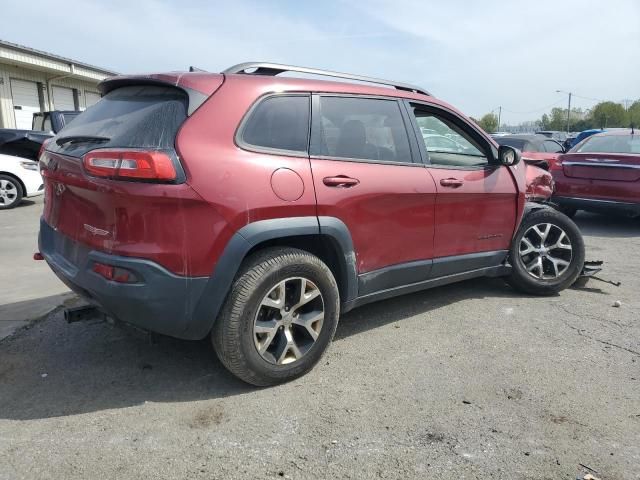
[38,63,585,385]
[552,130,640,217]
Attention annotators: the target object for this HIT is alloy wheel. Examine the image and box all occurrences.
[519,223,573,280]
[253,277,324,365]
[0,179,19,207]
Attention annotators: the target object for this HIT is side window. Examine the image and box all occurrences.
[412,108,488,168]
[43,116,53,133]
[241,95,309,153]
[33,115,44,131]
[544,140,563,153]
[312,96,412,163]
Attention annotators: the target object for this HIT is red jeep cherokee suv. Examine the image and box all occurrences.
[39,63,584,385]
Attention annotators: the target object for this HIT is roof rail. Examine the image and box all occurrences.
[222,62,430,96]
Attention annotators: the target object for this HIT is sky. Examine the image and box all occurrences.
[2,0,639,124]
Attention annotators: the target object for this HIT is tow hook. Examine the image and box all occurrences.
[64,305,105,323]
[574,260,621,288]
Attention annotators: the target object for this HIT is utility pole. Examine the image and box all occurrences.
[556,90,572,134]
[497,106,502,132]
[566,92,572,134]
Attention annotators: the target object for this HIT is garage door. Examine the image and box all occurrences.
[52,86,75,110]
[85,91,101,108]
[10,78,41,130]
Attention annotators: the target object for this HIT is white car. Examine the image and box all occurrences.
[0,153,44,209]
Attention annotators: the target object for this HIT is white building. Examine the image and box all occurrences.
[0,40,117,129]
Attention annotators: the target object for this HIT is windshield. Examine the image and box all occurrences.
[576,134,640,154]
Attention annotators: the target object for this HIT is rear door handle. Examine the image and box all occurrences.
[323,175,360,188]
[439,178,464,188]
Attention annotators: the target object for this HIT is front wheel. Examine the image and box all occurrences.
[212,247,340,386]
[507,208,585,295]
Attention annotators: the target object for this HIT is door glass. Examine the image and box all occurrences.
[413,109,488,167]
[312,97,412,163]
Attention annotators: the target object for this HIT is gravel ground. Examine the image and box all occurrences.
[1,212,639,480]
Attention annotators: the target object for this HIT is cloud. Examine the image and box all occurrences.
[2,0,639,123]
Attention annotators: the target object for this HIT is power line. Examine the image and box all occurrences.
[501,99,565,115]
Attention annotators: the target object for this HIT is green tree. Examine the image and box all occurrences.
[477,113,498,133]
[627,100,640,127]
[589,102,628,129]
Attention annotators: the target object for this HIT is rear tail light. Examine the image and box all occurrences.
[38,138,52,162]
[82,149,177,181]
[92,262,139,283]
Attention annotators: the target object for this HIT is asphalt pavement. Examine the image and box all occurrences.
[0,199,638,479]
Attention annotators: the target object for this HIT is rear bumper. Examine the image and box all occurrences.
[38,218,210,339]
[553,196,640,216]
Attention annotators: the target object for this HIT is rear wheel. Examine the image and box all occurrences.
[507,208,584,295]
[0,175,22,210]
[212,247,340,386]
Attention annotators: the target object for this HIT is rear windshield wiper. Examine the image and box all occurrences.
[56,135,110,146]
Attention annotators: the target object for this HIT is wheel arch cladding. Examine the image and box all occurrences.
[522,201,555,219]
[185,216,358,339]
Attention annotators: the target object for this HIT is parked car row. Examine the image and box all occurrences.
[0,110,76,209]
[494,130,639,218]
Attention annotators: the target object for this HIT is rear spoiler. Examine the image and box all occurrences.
[98,74,223,116]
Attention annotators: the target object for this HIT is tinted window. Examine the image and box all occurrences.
[49,85,187,158]
[412,109,487,167]
[544,140,563,153]
[242,95,309,153]
[312,97,411,163]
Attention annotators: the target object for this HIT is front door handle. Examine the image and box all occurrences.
[323,175,360,188]
[439,178,464,188]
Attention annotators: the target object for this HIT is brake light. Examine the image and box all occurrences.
[92,262,139,283]
[38,138,51,162]
[82,149,177,181]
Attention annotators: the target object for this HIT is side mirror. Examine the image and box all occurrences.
[498,145,522,166]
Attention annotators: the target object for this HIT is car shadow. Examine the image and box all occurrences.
[15,198,37,208]
[0,277,524,421]
[573,211,639,238]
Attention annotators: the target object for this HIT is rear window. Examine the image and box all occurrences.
[495,138,529,151]
[49,85,188,157]
[576,134,640,154]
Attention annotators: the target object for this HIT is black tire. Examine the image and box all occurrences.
[0,174,23,210]
[507,208,585,295]
[212,247,340,386]
[555,204,577,218]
